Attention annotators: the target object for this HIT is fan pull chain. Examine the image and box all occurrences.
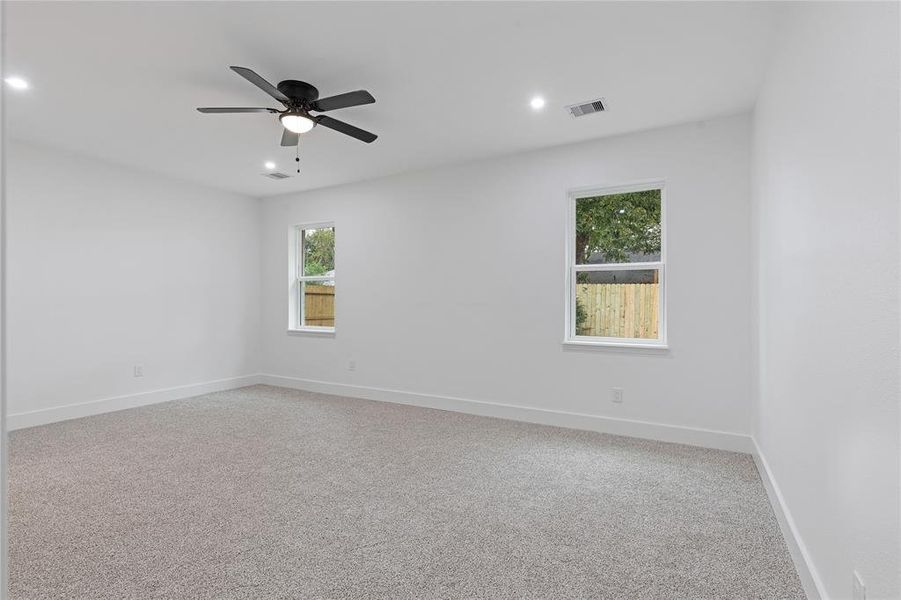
[295,141,301,174]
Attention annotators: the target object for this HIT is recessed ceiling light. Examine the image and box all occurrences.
[264,161,276,170]
[4,76,29,90]
[530,96,546,110]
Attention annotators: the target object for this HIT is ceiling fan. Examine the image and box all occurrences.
[197,66,377,146]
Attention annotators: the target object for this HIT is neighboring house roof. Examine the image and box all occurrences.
[587,250,659,264]
[582,250,660,284]
[582,270,656,284]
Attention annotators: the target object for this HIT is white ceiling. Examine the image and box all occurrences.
[5,2,778,197]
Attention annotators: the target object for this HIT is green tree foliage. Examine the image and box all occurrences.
[575,190,661,264]
[575,296,588,334]
[303,227,335,276]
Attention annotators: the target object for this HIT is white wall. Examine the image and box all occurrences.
[6,141,261,425]
[259,115,753,441]
[752,3,900,599]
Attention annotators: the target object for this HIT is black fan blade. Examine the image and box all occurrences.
[311,90,375,112]
[197,107,278,113]
[315,116,377,143]
[281,129,299,147]
[230,66,291,105]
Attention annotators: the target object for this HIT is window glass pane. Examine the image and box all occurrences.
[575,189,661,264]
[302,227,335,276]
[303,280,335,327]
[575,270,659,339]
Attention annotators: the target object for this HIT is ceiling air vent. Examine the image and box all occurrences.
[262,172,291,180]
[566,97,607,118]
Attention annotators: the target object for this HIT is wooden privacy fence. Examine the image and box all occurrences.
[576,283,659,338]
[304,284,335,327]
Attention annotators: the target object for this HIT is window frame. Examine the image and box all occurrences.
[288,221,336,335]
[564,181,668,349]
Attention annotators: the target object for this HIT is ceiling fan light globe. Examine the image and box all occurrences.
[280,113,315,134]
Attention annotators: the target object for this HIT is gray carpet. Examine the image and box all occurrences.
[10,385,804,599]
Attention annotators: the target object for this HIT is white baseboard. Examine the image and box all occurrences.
[258,373,753,453]
[7,374,261,430]
[752,437,827,600]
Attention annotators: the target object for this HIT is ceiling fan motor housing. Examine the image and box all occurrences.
[277,80,319,105]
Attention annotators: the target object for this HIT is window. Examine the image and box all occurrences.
[565,183,665,347]
[289,223,335,332]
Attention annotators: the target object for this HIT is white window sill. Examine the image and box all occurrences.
[562,339,668,350]
[287,327,335,336]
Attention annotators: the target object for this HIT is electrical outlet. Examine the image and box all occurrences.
[852,571,866,600]
[133,365,144,378]
[611,387,624,403]
[348,360,356,372]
